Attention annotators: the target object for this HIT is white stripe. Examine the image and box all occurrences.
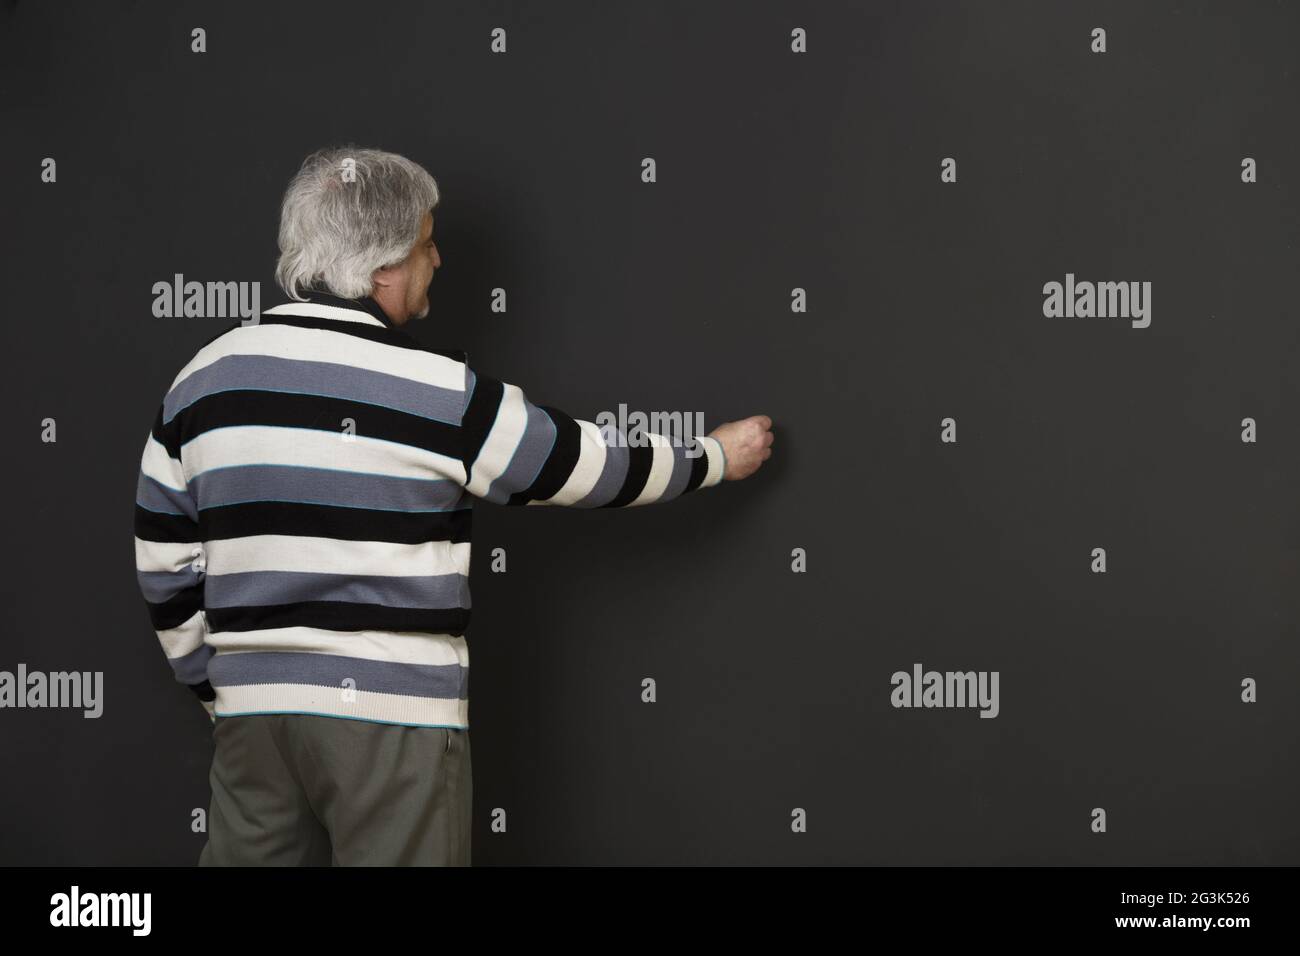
[168,323,465,394]
[203,535,471,576]
[214,682,469,728]
[135,537,203,573]
[141,433,188,491]
[261,303,386,326]
[183,424,461,482]
[466,382,529,497]
[537,418,607,506]
[630,431,677,505]
[158,609,208,659]
[207,628,467,668]
[701,435,726,486]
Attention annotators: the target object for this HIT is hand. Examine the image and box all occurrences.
[708,415,773,481]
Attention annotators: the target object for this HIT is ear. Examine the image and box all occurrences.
[371,265,395,288]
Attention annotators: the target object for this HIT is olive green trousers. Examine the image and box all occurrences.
[198,713,471,866]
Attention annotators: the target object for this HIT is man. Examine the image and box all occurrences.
[133,145,774,866]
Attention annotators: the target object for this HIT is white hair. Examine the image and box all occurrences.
[274,146,440,300]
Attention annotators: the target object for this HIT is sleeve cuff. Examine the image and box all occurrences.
[698,435,726,487]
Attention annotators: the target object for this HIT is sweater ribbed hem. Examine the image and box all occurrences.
[213,682,468,729]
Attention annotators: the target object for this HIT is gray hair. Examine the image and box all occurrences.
[275,146,440,300]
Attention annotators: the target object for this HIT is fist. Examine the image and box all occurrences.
[707,415,773,481]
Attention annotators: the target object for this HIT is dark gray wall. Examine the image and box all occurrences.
[2,0,1297,865]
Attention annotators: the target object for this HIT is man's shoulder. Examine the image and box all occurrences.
[387,329,466,365]
[165,315,469,402]
[256,304,467,364]
[198,311,467,362]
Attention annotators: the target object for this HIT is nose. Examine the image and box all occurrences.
[432,243,442,269]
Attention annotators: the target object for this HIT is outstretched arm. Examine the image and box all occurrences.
[459,366,772,506]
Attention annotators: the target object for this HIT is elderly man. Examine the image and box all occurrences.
[133,146,773,866]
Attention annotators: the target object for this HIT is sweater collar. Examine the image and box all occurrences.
[262,289,398,329]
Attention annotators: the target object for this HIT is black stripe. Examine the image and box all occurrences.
[163,389,461,460]
[462,372,504,473]
[682,442,710,494]
[256,311,399,342]
[147,588,205,631]
[149,404,184,459]
[187,680,217,702]
[206,601,470,635]
[135,504,200,542]
[602,441,655,507]
[294,291,396,328]
[507,405,582,504]
[199,500,472,544]
[256,313,466,364]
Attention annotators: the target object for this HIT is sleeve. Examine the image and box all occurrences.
[459,364,727,507]
[133,402,216,706]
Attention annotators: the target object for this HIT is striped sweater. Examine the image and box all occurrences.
[133,291,727,728]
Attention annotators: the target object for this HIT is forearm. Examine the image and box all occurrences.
[461,367,726,507]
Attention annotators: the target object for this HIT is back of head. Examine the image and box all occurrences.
[275,146,440,301]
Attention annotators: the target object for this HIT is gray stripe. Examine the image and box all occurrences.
[209,651,467,700]
[191,464,467,512]
[164,353,463,425]
[205,570,469,610]
[137,471,197,520]
[138,567,204,603]
[483,401,556,503]
[575,437,631,506]
[169,643,214,684]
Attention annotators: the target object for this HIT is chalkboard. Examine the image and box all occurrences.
[1,0,1296,866]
